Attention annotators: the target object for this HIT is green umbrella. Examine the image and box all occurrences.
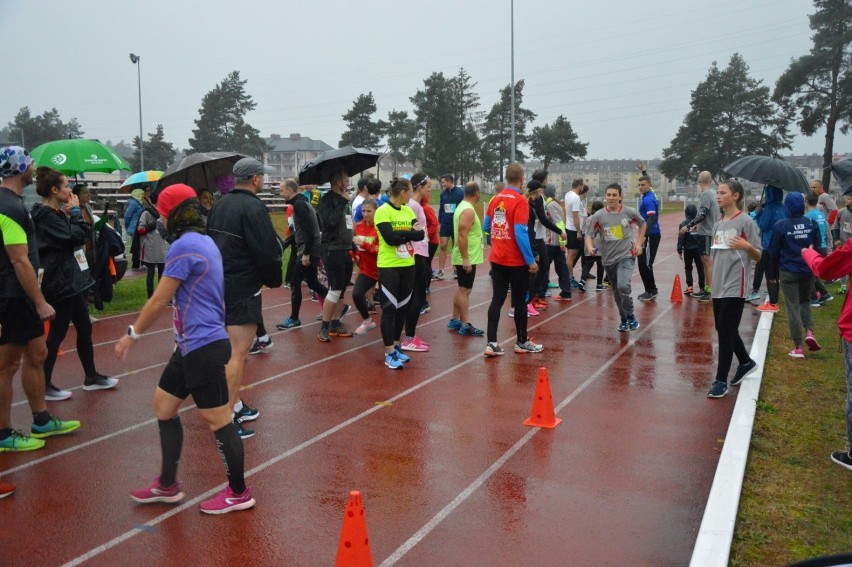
[30,139,131,176]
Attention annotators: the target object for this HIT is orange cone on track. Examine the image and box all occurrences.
[523,367,562,428]
[670,274,683,303]
[335,490,374,567]
[44,321,63,356]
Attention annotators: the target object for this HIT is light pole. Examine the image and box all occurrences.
[129,53,144,170]
[509,0,516,164]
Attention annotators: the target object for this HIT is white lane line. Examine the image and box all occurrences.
[379,304,675,566]
[59,295,598,567]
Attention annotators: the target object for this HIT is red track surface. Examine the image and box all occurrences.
[0,211,758,566]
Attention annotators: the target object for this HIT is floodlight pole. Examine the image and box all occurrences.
[510,0,516,164]
[130,53,144,170]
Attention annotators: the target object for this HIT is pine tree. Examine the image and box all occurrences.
[384,110,416,177]
[530,115,588,170]
[130,124,177,171]
[482,80,537,180]
[339,93,384,150]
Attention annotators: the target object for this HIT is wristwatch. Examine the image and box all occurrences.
[127,325,141,340]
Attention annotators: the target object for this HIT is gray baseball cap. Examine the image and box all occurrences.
[232,157,273,178]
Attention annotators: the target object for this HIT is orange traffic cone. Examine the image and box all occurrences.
[523,367,562,428]
[335,491,374,567]
[44,321,64,356]
[670,274,683,303]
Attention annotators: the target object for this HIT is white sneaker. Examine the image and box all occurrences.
[355,319,376,335]
[45,385,72,401]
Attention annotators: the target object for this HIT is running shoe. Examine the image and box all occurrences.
[248,336,273,354]
[685,287,694,295]
[756,303,779,312]
[317,328,331,342]
[385,350,404,369]
[451,270,458,280]
[329,325,353,337]
[419,302,431,315]
[447,318,463,330]
[810,299,822,308]
[547,281,559,289]
[514,340,544,353]
[235,403,260,423]
[570,278,579,289]
[730,359,756,387]
[458,323,484,337]
[527,304,540,317]
[235,420,255,439]
[576,280,586,293]
[393,345,410,362]
[554,294,572,302]
[543,290,553,297]
[839,286,847,294]
[200,486,255,515]
[276,318,301,330]
[433,269,445,280]
[788,346,805,358]
[595,285,605,292]
[31,417,80,439]
[627,317,640,331]
[484,343,505,357]
[130,477,185,504]
[0,483,14,499]
[698,292,712,303]
[401,336,430,352]
[532,298,548,310]
[507,308,515,318]
[44,385,72,401]
[745,291,761,303]
[820,293,834,303]
[690,289,707,298]
[618,319,629,332]
[805,331,821,351]
[0,430,45,452]
[638,291,657,301]
[315,313,324,321]
[830,450,852,471]
[707,381,728,398]
[355,320,376,335]
[83,374,119,391]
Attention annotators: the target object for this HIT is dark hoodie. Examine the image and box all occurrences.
[30,202,94,303]
[677,205,702,253]
[755,185,785,249]
[768,192,819,273]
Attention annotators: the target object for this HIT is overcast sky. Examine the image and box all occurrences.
[3,0,848,160]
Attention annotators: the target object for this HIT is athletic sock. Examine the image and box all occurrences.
[32,410,51,427]
[257,334,269,342]
[214,422,246,494]
[233,400,244,414]
[321,321,330,331]
[158,416,183,487]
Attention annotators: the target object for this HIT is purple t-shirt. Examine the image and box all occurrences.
[163,231,229,355]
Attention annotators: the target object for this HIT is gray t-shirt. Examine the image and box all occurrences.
[696,188,721,236]
[710,212,760,299]
[833,207,852,244]
[818,192,838,215]
[586,205,645,266]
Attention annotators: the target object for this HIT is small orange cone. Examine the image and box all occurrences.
[44,322,64,356]
[523,368,562,428]
[335,491,374,567]
[670,274,683,303]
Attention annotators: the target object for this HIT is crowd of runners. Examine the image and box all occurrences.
[1,144,850,507]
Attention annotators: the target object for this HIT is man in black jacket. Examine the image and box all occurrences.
[316,169,354,342]
[207,158,283,439]
[276,178,327,329]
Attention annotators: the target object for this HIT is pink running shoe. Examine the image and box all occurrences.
[805,331,821,351]
[401,336,430,352]
[200,485,255,515]
[788,346,805,359]
[130,477,185,504]
[527,303,540,316]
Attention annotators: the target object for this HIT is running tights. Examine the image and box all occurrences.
[378,266,414,347]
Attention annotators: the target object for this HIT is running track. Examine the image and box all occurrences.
[0,212,758,566]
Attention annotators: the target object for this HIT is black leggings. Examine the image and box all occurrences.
[144,262,164,298]
[45,292,97,385]
[531,239,549,298]
[405,255,431,337]
[487,263,530,344]
[353,273,378,320]
[378,266,415,347]
[683,249,705,290]
[290,258,328,320]
[712,297,750,383]
[752,251,779,302]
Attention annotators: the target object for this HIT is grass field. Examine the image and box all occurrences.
[730,289,852,565]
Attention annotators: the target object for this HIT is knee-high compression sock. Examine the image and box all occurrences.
[214,422,246,494]
[158,416,183,487]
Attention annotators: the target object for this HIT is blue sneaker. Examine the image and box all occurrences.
[458,323,485,337]
[385,351,404,369]
[419,302,431,315]
[276,318,301,330]
[618,319,629,332]
[447,318,463,330]
[235,403,259,423]
[627,316,640,331]
[393,345,410,363]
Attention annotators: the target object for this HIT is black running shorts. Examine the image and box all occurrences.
[0,297,44,346]
[159,339,231,409]
[225,292,263,326]
[454,264,477,289]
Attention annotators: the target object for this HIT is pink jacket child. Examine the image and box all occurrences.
[803,241,852,340]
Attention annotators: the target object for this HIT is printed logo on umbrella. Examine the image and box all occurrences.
[51,153,67,165]
[83,154,108,166]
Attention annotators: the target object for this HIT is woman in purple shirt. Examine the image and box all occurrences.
[115,183,254,515]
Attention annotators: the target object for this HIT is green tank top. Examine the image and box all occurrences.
[452,200,483,265]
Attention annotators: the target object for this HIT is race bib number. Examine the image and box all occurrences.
[444,203,456,214]
[345,214,353,230]
[843,221,852,234]
[396,242,414,259]
[604,225,623,241]
[74,248,89,271]
[712,228,738,249]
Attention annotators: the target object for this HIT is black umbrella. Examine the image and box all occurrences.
[153,151,249,201]
[722,155,809,192]
[298,146,379,186]
[831,158,852,196]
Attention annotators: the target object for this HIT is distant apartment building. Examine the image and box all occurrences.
[528,158,677,200]
[263,133,333,183]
